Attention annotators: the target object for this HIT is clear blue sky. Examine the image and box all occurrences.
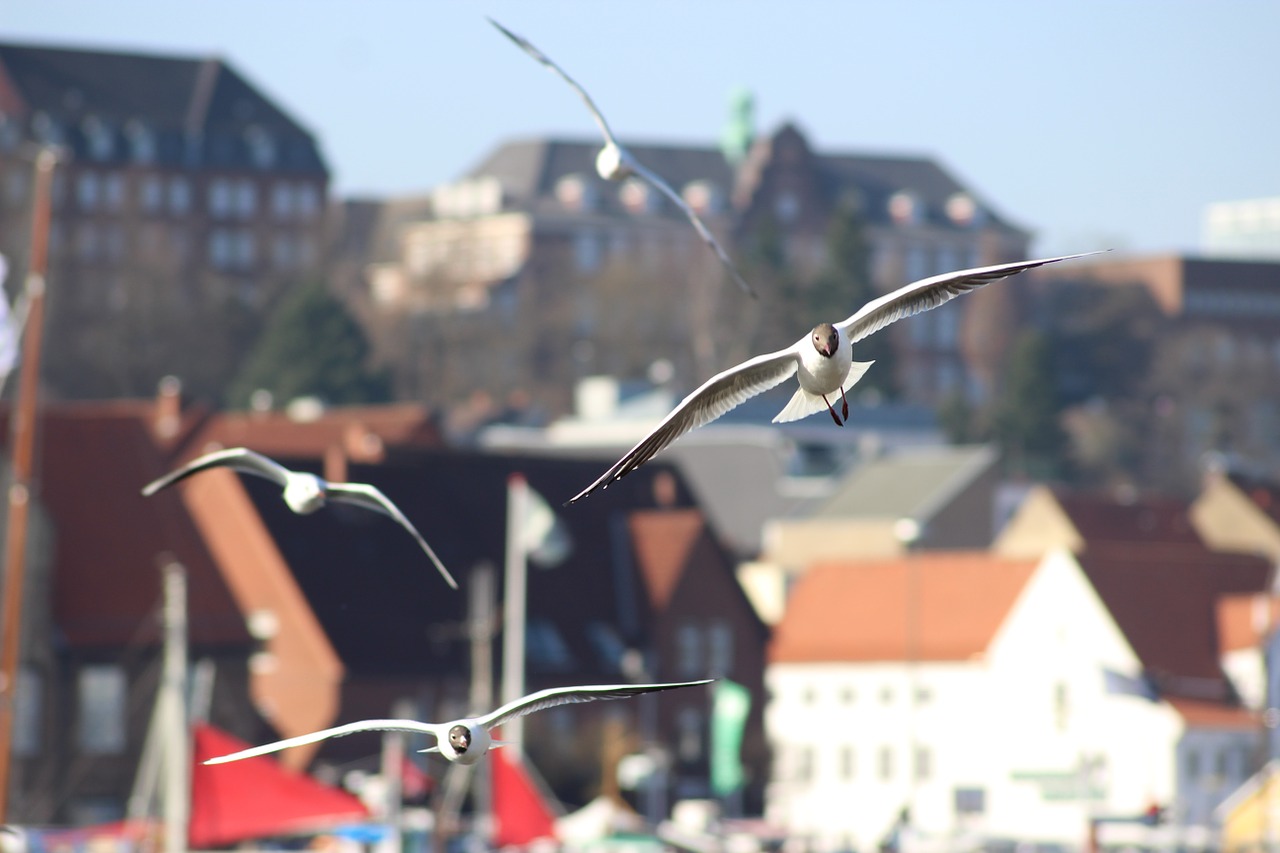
[4,0,1277,256]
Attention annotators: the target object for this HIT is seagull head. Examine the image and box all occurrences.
[595,143,630,181]
[810,323,840,358]
[447,724,472,754]
[282,473,327,515]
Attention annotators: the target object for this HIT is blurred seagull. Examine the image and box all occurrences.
[489,18,756,299]
[568,252,1101,504]
[142,447,457,590]
[204,679,712,766]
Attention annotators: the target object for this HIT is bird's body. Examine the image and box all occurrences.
[488,18,756,298]
[203,680,712,767]
[566,252,1101,504]
[142,447,458,590]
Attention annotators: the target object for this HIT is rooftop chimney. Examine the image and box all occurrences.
[154,375,182,440]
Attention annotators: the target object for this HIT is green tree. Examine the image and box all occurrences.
[227,280,392,408]
[992,330,1069,479]
[809,201,896,399]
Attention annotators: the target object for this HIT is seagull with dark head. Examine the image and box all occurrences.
[488,17,756,299]
[142,446,457,590]
[566,252,1102,504]
[203,680,712,767]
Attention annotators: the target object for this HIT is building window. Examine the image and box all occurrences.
[1185,748,1201,781]
[915,746,931,781]
[76,171,100,210]
[676,623,701,678]
[103,173,125,212]
[904,243,929,284]
[878,746,893,781]
[272,183,294,219]
[140,175,164,213]
[272,234,296,270]
[13,667,41,757]
[574,231,602,273]
[1054,682,1069,731]
[707,620,733,677]
[839,745,855,780]
[126,121,156,164]
[677,706,704,762]
[954,787,986,816]
[245,126,276,169]
[78,665,126,754]
[620,178,657,215]
[235,179,257,217]
[168,177,191,215]
[794,744,815,783]
[209,230,233,269]
[76,224,99,261]
[208,178,233,217]
[83,117,113,161]
[880,686,893,705]
[840,686,856,705]
[296,183,320,219]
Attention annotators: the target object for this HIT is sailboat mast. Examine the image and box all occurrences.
[0,147,58,821]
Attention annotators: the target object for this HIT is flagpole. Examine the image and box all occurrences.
[501,474,529,753]
[0,147,58,821]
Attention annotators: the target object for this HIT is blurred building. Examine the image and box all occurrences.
[1033,253,1280,491]
[0,384,769,823]
[1202,197,1280,260]
[348,122,1032,416]
[0,41,329,401]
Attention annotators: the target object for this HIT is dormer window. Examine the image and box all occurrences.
[774,191,800,224]
[82,116,114,162]
[555,173,598,213]
[620,177,658,215]
[31,111,63,146]
[126,120,156,164]
[945,192,987,228]
[682,180,724,216]
[888,190,922,226]
[245,125,276,169]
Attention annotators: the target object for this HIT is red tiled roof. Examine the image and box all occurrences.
[1166,697,1260,731]
[769,554,1038,664]
[1217,594,1280,653]
[1,402,249,648]
[179,403,442,463]
[628,510,706,611]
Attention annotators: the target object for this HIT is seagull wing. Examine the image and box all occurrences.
[488,18,618,146]
[836,252,1102,344]
[141,447,292,496]
[203,719,442,765]
[626,158,756,298]
[566,346,802,504]
[479,680,713,730]
[327,484,459,590]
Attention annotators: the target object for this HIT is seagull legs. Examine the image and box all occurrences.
[840,385,850,422]
[824,394,844,427]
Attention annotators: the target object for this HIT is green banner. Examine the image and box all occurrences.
[711,678,750,796]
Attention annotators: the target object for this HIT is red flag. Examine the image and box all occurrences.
[190,723,369,847]
[491,749,557,847]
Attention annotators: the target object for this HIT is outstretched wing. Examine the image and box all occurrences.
[327,483,459,590]
[479,680,713,730]
[488,18,618,147]
[566,347,801,504]
[203,719,441,765]
[627,158,756,298]
[836,252,1102,344]
[142,447,292,496]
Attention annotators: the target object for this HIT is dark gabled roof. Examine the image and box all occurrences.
[1054,488,1205,547]
[1077,543,1272,702]
[461,130,1027,233]
[1228,470,1280,527]
[240,448,697,677]
[0,41,326,174]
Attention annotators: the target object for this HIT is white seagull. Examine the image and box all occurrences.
[567,252,1100,504]
[204,679,712,767]
[489,18,756,299]
[142,447,457,590]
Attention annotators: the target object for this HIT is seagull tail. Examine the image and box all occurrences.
[770,361,875,424]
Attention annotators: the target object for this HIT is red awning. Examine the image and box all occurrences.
[190,723,369,847]
[491,749,558,847]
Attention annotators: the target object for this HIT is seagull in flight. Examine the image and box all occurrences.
[204,680,712,767]
[567,252,1100,504]
[489,18,756,299]
[142,447,457,590]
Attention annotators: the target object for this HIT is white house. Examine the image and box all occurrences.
[764,549,1260,851]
